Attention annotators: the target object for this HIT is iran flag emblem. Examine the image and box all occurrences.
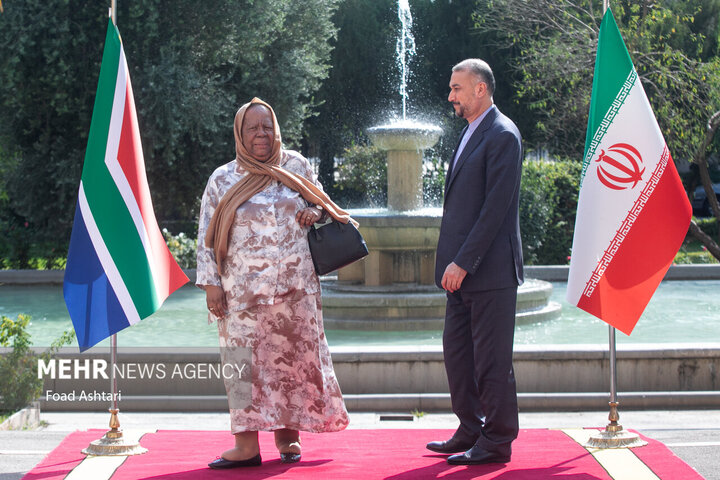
[595,143,645,191]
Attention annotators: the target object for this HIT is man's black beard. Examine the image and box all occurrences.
[451,103,465,119]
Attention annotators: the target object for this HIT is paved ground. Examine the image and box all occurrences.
[1,410,718,479]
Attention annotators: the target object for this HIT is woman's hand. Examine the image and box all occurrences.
[296,206,322,227]
[205,285,228,318]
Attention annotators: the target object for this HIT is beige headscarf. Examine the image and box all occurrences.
[205,97,356,274]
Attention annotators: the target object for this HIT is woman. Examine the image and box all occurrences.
[196,98,350,469]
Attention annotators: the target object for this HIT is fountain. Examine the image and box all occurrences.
[321,0,560,329]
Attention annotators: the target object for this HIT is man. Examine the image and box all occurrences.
[427,59,523,465]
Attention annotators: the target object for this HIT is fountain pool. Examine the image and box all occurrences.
[1,280,717,348]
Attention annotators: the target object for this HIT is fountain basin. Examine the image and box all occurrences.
[366,122,442,211]
[333,209,561,326]
[322,278,561,329]
[339,211,441,285]
[367,122,442,151]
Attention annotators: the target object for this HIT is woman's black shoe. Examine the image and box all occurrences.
[280,452,301,463]
[208,454,262,469]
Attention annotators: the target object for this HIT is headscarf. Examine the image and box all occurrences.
[204,97,356,274]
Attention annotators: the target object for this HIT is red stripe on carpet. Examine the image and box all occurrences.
[21,428,700,479]
[632,431,705,480]
[21,429,115,479]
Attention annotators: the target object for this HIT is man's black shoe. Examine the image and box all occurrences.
[426,438,476,454]
[447,446,510,465]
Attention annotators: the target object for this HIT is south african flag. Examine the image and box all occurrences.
[64,19,188,351]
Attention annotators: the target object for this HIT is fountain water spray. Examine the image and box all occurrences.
[366,0,442,212]
[396,0,416,120]
[330,0,558,330]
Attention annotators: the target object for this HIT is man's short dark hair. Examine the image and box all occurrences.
[452,59,495,96]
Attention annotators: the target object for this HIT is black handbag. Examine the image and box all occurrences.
[307,220,369,275]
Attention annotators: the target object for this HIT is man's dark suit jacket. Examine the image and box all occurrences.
[435,106,524,291]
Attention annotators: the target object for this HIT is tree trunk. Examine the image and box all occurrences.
[688,221,720,260]
[689,110,720,259]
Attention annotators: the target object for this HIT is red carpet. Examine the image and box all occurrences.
[22,428,703,479]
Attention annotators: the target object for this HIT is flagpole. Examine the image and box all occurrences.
[82,3,147,456]
[602,2,619,435]
[584,0,647,450]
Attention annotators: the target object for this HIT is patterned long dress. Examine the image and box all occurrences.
[196,150,349,433]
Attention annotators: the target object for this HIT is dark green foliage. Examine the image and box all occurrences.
[0,2,107,267]
[520,159,581,265]
[422,148,446,207]
[0,314,75,414]
[476,0,720,162]
[331,143,446,209]
[4,0,720,268]
[303,0,398,193]
[162,229,197,269]
[0,315,37,414]
[333,144,388,208]
[695,216,719,238]
[305,0,500,194]
[0,0,338,267]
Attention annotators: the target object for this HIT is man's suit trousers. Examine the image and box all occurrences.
[442,286,519,456]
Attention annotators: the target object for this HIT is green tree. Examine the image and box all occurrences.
[304,0,398,194]
[0,0,338,264]
[0,3,107,266]
[689,110,720,261]
[476,0,720,162]
[116,0,339,228]
[305,0,516,200]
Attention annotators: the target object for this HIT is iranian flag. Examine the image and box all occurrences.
[64,19,188,351]
[566,9,691,335]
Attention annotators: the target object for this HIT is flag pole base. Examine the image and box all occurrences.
[81,409,147,456]
[584,401,647,449]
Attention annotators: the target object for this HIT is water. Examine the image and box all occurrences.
[349,207,442,217]
[1,281,718,348]
[365,119,441,131]
[396,0,416,120]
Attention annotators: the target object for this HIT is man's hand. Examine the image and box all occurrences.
[204,285,228,318]
[441,262,467,293]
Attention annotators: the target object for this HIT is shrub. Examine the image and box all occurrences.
[520,158,581,265]
[0,314,74,414]
[333,144,387,208]
[333,143,447,208]
[694,216,718,239]
[422,147,446,207]
[163,229,197,269]
[674,248,718,264]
